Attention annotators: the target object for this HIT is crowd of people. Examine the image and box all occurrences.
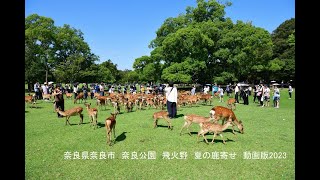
[32,80,293,118]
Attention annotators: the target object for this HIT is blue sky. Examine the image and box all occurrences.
[25,0,295,70]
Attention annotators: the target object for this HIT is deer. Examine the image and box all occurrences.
[197,115,233,144]
[105,112,118,146]
[73,93,84,104]
[25,94,36,108]
[199,94,213,105]
[226,98,236,110]
[152,111,173,130]
[180,114,214,136]
[65,92,73,99]
[84,103,98,129]
[209,106,244,134]
[56,106,84,126]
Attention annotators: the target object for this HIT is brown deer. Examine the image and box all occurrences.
[56,106,84,125]
[73,93,84,104]
[209,106,244,134]
[180,114,213,136]
[197,116,233,144]
[84,103,98,129]
[25,94,36,108]
[199,94,213,105]
[65,92,73,99]
[152,111,172,130]
[105,112,118,146]
[226,98,236,110]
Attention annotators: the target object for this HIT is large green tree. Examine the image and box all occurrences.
[25,14,56,89]
[271,18,295,82]
[134,0,274,85]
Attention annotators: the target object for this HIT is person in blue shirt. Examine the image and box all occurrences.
[212,84,218,96]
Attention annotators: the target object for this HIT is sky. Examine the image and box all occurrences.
[25,0,295,71]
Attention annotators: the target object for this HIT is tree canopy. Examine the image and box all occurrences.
[26,1,295,87]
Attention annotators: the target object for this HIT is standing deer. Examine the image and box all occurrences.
[105,112,118,146]
[226,98,236,110]
[180,114,213,136]
[84,103,98,129]
[56,106,84,125]
[197,116,233,144]
[152,111,173,130]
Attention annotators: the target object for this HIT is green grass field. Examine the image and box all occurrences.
[25,90,295,179]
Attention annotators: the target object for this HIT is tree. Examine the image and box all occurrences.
[25,14,56,88]
[271,18,295,82]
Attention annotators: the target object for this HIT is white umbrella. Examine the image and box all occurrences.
[48,81,54,85]
[272,83,280,86]
[237,83,249,87]
[270,80,276,83]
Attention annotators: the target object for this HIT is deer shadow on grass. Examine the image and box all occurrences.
[115,132,127,143]
[66,121,90,126]
[175,114,184,118]
[200,138,235,144]
[156,124,173,129]
[97,122,105,128]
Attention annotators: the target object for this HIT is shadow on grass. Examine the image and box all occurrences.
[174,114,184,118]
[156,124,173,128]
[97,122,105,128]
[62,121,90,126]
[115,132,127,143]
[199,138,235,144]
[26,106,44,109]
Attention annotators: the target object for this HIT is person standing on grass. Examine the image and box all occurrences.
[253,85,258,103]
[34,82,40,100]
[219,85,224,102]
[165,82,178,119]
[234,84,239,103]
[273,86,280,108]
[53,84,64,118]
[288,84,293,99]
[73,84,78,99]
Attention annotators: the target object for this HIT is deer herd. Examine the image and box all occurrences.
[26,90,244,146]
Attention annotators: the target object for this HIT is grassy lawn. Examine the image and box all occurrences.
[25,89,295,179]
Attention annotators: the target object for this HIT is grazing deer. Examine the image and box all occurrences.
[56,106,84,126]
[209,106,244,134]
[180,114,213,136]
[105,112,118,146]
[84,103,98,129]
[152,111,172,130]
[197,116,233,144]
[226,98,236,110]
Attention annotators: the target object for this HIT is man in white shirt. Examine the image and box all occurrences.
[234,84,239,103]
[164,82,178,119]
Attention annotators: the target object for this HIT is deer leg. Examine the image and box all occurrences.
[197,131,202,143]
[153,119,158,128]
[220,134,226,144]
[108,130,112,146]
[67,117,71,126]
[79,114,83,125]
[202,131,209,144]
[231,122,236,135]
[163,117,173,130]
[186,121,193,136]
[211,133,217,144]
[179,121,188,135]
